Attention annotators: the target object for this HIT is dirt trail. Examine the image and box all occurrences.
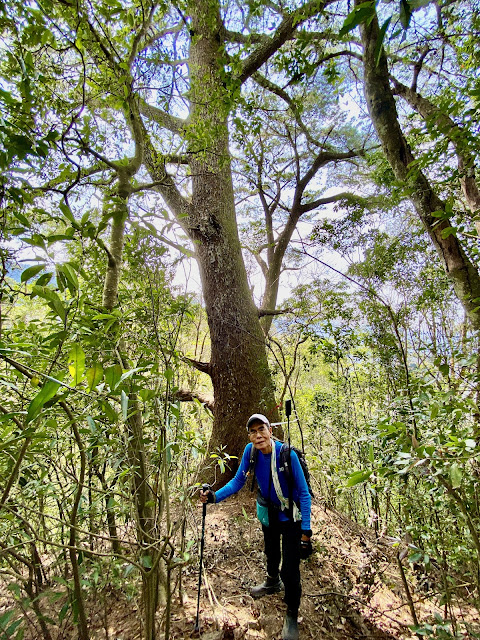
[166,495,478,640]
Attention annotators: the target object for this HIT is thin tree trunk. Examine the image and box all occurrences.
[357,2,480,330]
[62,403,90,640]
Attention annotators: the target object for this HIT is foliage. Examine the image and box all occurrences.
[2,0,480,636]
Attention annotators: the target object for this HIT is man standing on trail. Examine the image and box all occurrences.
[200,413,312,640]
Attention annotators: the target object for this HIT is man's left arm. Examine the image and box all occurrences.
[290,451,313,558]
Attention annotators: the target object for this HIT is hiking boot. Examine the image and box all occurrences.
[282,610,299,640]
[249,575,284,599]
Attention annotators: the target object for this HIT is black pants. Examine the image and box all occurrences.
[262,516,302,615]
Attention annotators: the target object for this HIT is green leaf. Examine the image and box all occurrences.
[139,389,155,402]
[86,363,103,392]
[86,417,97,434]
[20,264,44,282]
[368,443,374,464]
[438,363,449,376]
[59,201,76,224]
[124,564,137,577]
[399,0,412,29]
[68,344,85,386]
[346,469,372,486]
[101,399,118,423]
[31,286,66,321]
[105,364,122,391]
[26,379,61,423]
[374,17,391,66]
[449,463,462,489]
[58,263,79,292]
[117,367,146,385]
[440,226,457,239]
[339,2,375,37]
[35,273,53,287]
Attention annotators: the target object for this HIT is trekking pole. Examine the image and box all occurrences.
[285,400,293,515]
[194,483,210,632]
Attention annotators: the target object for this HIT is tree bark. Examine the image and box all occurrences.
[391,78,480,229]
[180,0,279,466]
[357,3,480,329]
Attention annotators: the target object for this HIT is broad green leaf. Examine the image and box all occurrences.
[26,379,61,423]
[31,286,66,321]
[399,0,412,29]
[374,17,391,67]
[59,201,76,224]
[449,463,462,489]
[105,364,122,391]
[86,416,97,434]
[440,226,457,239]
[368,443,374,464]
[20,264,44,282]
[13,210,30,226]
[101,400,117,423]
[117,367,146,385]
[124,564,137,577]
[58,263,79,292]
[346,469,372,486]
[35,273,53,287]
[438,363,449,376]
[408,551,423,564]
[339,2,375,37]
[139,389,155,402]
[86,363,103,391]
[68,344,85,386]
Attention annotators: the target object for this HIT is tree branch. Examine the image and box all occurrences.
[174,388,214,410]
[258,307,292,317]
[299,191,358,213]
[138,97,186,135]
[357,0,480,329]
[237,0,328,85]
[182,357,212,376]
[252,72,325,148]
[391,76,480,220]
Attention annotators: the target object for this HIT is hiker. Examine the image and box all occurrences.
[200,413,312,640]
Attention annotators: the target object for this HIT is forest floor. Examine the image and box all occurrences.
[160,496,478,640]
[7,494,480,640]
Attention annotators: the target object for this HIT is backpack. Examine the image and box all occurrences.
[248,441,314,497]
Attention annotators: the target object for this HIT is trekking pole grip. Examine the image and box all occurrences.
[202,483,211,511]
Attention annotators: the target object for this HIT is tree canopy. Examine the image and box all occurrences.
[1,0,480,638]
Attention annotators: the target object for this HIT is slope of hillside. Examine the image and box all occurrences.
[166,495,479,639]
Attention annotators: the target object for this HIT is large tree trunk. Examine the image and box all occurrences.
[184,0,278,468]
[357,2,480,330]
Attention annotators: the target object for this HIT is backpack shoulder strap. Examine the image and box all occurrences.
[248,444,258,492]
[279,442,289,468]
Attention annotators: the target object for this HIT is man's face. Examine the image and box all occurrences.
[248,422,272,453]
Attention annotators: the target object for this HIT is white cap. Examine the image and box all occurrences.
[246,414,270,430]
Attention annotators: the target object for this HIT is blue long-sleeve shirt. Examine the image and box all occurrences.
[215,440,311,530]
